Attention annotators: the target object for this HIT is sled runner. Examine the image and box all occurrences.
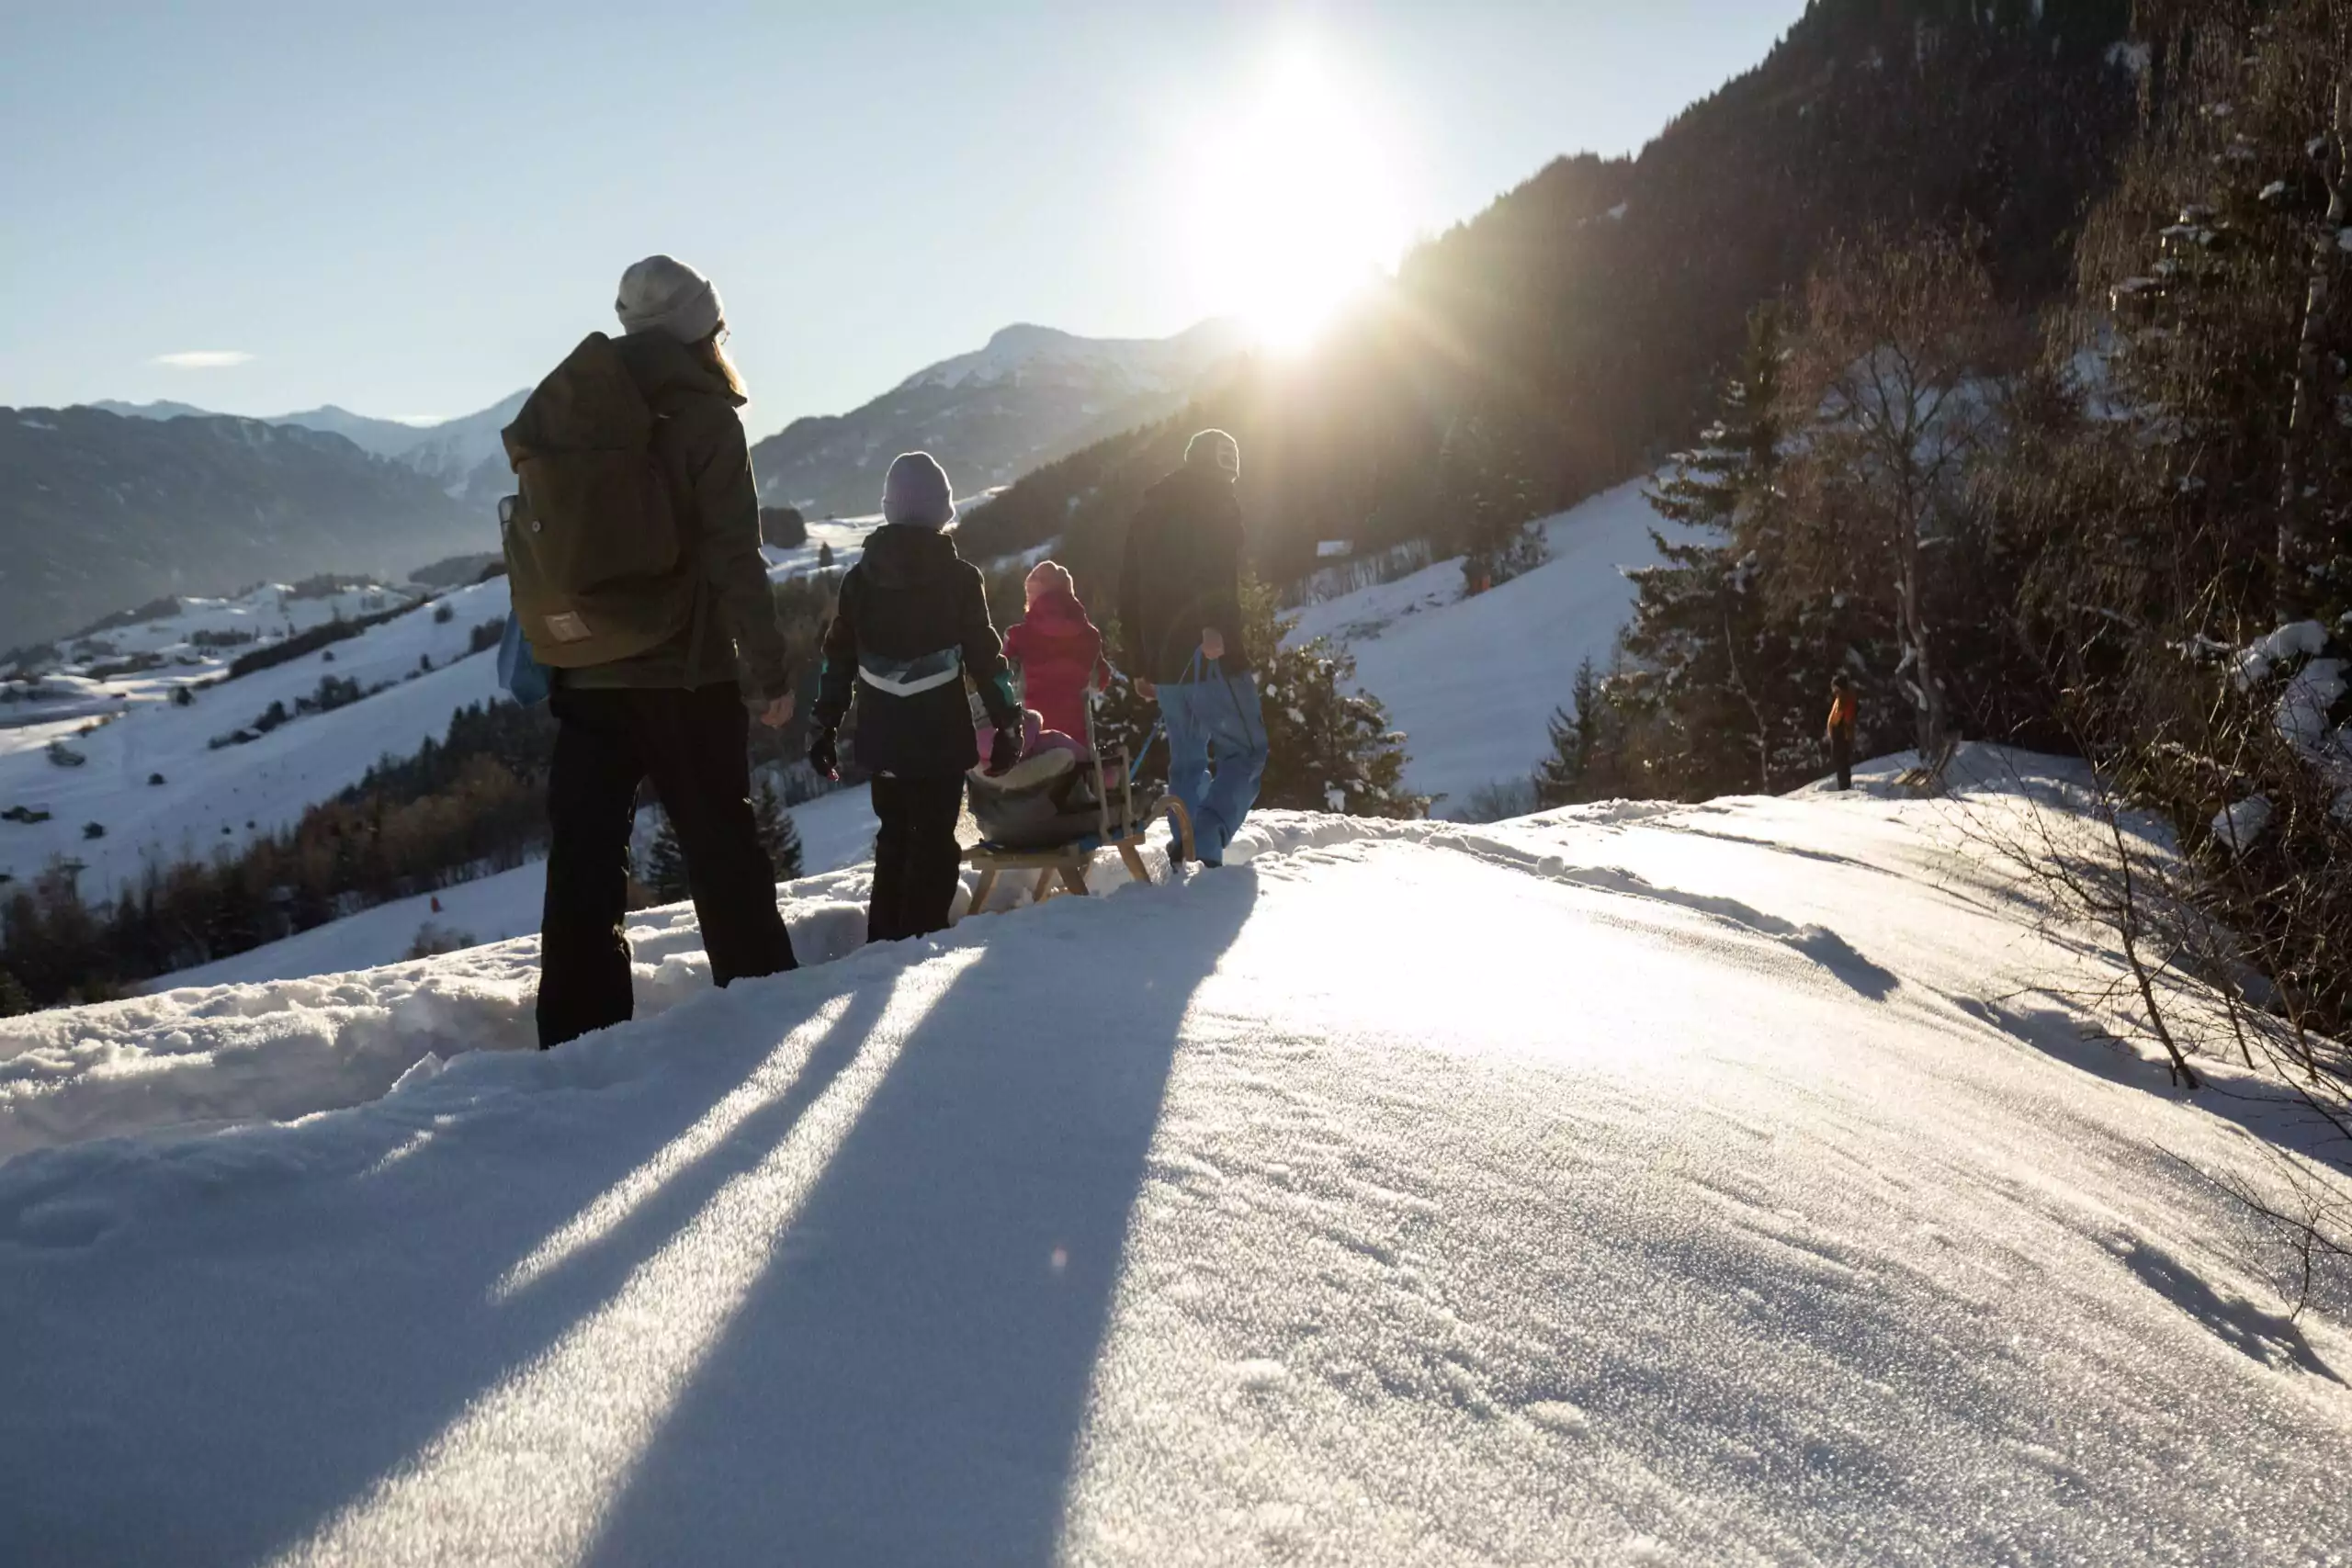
[963,696,1193,912]
[1893,732,1960,795]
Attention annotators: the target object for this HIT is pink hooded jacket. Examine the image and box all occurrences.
[1003,586,1111,744]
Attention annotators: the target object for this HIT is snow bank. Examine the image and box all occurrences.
[2,769,2347,1564]
[0,879,873,1164]
[1284,478,1693,811]
[149,784,889,993]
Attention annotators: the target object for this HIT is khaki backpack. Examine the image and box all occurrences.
[499,333,698,668]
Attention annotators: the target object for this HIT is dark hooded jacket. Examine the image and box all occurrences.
[813,524,1020,776]
[559,332,794,705]
[1117,461,1249,683]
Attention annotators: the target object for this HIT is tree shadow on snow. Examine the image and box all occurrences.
[1957,993,2352,1162]
[2120,1237,2341,1383]
[573,870,1260,1568]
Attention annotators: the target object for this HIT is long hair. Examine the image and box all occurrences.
[694,329,748,400]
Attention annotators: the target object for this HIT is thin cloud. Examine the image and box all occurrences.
[151,350,255,369]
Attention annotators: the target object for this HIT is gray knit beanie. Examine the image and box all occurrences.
[1185,427,1241,481]
[615,255,725,344]
[882,451,956,530]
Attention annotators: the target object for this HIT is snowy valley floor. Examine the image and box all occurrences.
[3,758,2349,1565]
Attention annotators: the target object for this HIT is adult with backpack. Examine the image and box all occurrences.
[808,451,1023,942]
[502,254,799,1049]
[1117,429,1267,868]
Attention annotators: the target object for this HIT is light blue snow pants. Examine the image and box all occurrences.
[1158,668,1268,864]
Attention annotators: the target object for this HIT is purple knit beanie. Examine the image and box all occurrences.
[882,451,956,529]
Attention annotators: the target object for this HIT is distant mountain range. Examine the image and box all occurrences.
[1,407,485,649]
[86,316,1248,526]
[21,318,1246,646]
[748,319,1251,517]
[95,391,529,503]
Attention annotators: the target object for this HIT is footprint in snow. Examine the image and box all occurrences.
[1235,1359,1289,1391]
[1521,1399,1591,1436]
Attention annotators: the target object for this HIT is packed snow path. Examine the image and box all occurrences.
[3,764,2349,1565]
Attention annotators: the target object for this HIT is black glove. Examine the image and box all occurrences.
[808,728,839,781]
[988,723,1022,776]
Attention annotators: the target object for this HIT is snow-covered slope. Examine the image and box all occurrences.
[4,580,424,730]
[3,757,2346,1564]
[0,578,514,897]
[749,318,1251,518]
[1287,478,1691,812]
[0,532,886,908]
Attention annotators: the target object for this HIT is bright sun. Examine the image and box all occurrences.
[1186,51,1405,352]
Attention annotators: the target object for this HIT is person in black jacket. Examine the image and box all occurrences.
[1117,429,1267,867]
[809,451,1023,942]
[530,255,799,1050]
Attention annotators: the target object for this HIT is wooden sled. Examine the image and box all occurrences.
[964,724,1196,916]
[1892,732,1961,795]
[967,797,1195,912]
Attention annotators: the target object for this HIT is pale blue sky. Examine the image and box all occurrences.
[0,2,1806,434]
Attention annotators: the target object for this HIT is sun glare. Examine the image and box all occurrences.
[1187,49,1405,352]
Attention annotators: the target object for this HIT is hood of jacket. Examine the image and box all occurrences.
[611,330,744,414]
[1021,587,1097,637]
[859,522,967,591]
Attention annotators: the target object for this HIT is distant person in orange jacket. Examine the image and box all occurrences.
[1826,673,1859,792]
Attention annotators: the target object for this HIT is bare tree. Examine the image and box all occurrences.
[1780,230,2011,770]
[2278,78,2352,617]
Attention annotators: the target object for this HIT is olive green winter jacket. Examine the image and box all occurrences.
[558,333,793,705]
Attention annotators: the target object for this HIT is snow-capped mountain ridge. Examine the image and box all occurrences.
[898,318,1251,394]
[751,317,1251,517]
[92,389,530,501]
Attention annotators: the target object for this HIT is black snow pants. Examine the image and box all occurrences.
[1830,730,1855,792]
[537,682,797,1048]
[868,773,967,942]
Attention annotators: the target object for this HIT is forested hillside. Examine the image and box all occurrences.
[960,0,2139,593]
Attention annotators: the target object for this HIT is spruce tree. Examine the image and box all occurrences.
[753,776,804,881]
[1613,306,1812,796]
[1533,703,1585,810]
[1243,575,1425,818]
[1537,657,1631,807]
[643,812,690,903]
[1442,406,1547,597]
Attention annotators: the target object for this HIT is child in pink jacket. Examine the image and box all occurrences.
[1002,561,1110,752]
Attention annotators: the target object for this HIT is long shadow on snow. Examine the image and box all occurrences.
[1957,993,2352,1172]
[0,953,901,1568]
[574,869,1260,1568]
